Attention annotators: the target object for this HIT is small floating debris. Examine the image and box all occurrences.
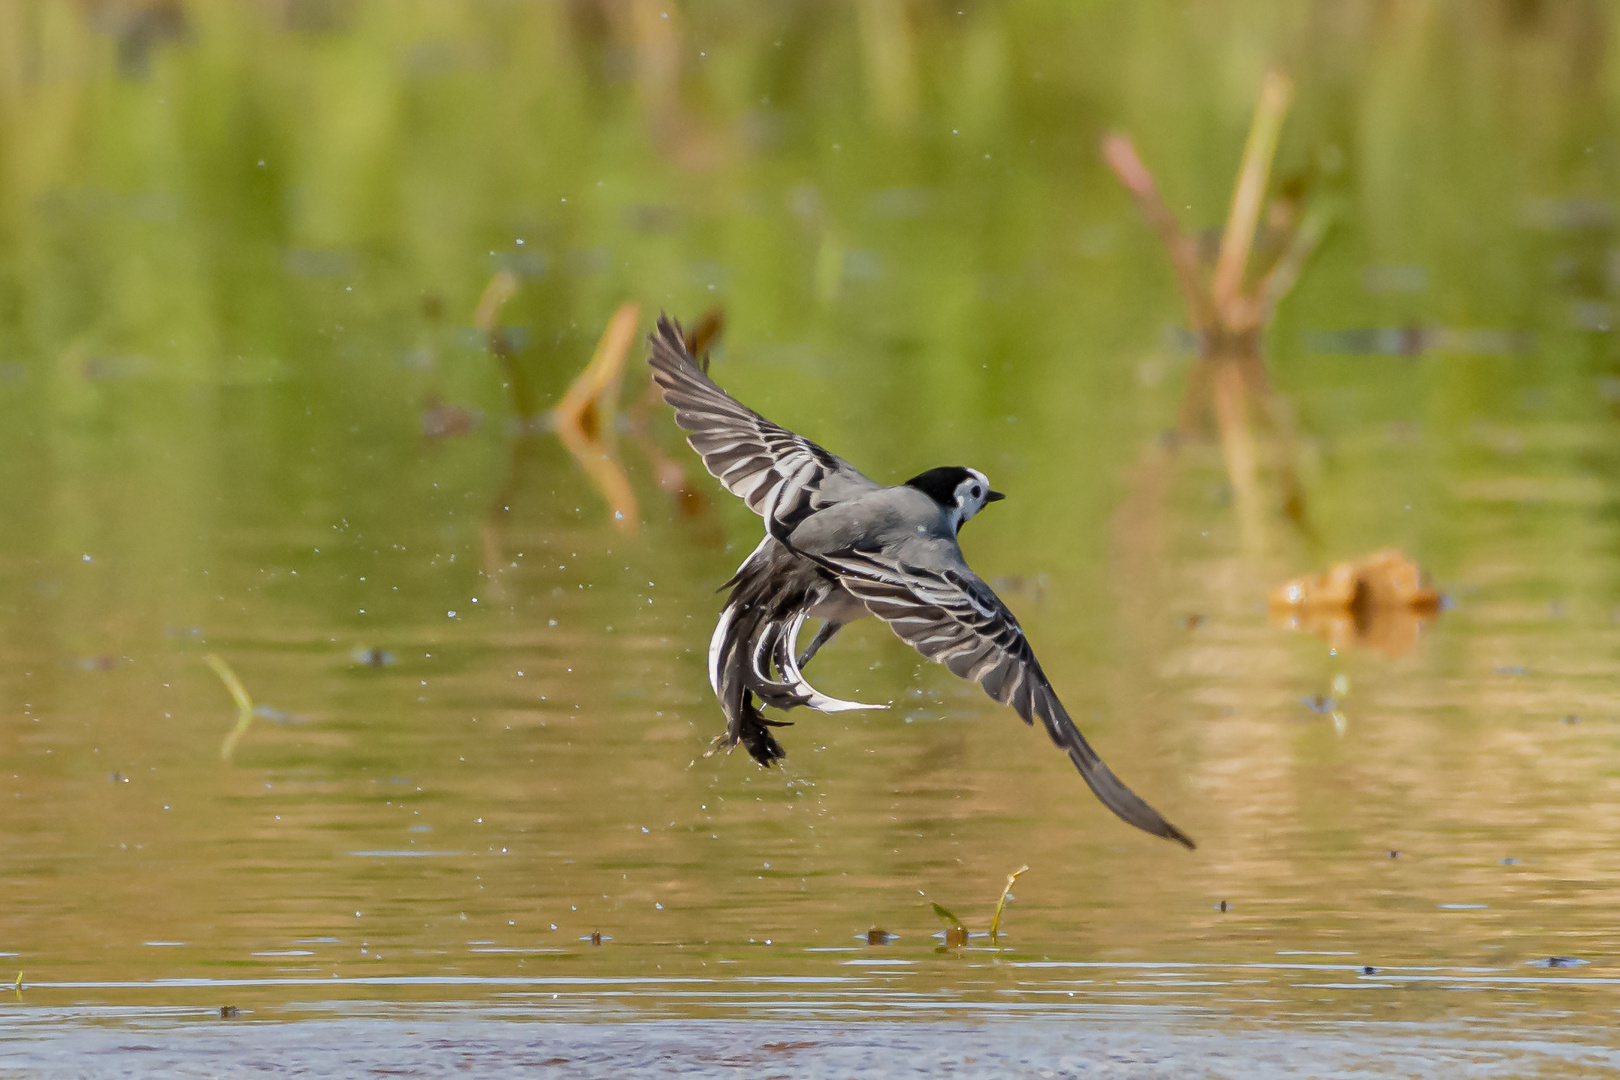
[80,354,151,382]
[1218,900,1229,912]
[1362,965,1378,975]
[1527,956,1588,968]
[219,1006,240,1019]
[252,704,307,726]
[1387,851,1400,859]
[1361,265,1428,295]
[1437,903,1488,910]
[1500,858,1521,866]
[421,398,483,439]
[1269,549,1442,657]
[585,932,605,946]
[1307,326,1533,357]
[931,903,968,947]
[350,647,396,668]
[865,928,896,946]
[1524,197,1613,231]
[1301,694,1336,714]
[107,772,127,784]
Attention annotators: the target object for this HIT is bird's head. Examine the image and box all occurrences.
[905,466,1005,533]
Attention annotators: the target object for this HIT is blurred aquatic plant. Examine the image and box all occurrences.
[928,864,1031,947]
[550,301,643,533]
[480,302,727,586]
[989,864,1029,941]
[1105,69,1330,548]
[475,270,534,419]
[204,653,256,762]
[624,306,724,519]
[857,0,918,130]
[614,0,731,170]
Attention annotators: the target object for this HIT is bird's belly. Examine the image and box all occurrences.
[806,584,870,624]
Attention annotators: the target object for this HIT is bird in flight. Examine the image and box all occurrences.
[647,315,1193,849]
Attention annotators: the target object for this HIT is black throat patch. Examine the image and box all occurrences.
[904,466,975,509]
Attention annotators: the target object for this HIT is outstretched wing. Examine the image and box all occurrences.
[815,544,1195,849]
[648,315,879,540]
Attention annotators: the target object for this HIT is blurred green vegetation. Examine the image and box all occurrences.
[0,3,1614,567]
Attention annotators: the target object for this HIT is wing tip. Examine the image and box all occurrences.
[648,313,693,371]
[654,310,685,345]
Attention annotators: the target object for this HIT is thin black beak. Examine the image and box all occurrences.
[985,490,1006,503]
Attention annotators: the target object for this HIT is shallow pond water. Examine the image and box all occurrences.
[2,2,1620,1074]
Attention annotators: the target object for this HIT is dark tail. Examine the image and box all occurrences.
[708,548,829,766]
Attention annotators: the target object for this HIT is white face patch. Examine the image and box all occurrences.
[954,468,993,524]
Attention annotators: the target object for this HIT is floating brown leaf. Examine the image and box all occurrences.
[1269,549,1442,657]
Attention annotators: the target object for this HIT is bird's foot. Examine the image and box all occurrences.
[701,733,735,759]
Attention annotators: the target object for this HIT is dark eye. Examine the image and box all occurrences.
[970,486,982,499]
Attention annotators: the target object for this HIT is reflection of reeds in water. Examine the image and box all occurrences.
[477,293,642,591]
[551,301,642,533]
[205,653,256,762]
[622,308,725,530]
[1106,69,1329,552]
[476,270,533,418]
[479,296,727,586]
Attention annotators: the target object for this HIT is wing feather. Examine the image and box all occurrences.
[647,315,878,536]
[817,547,1195,849]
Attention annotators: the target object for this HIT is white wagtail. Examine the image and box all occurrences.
[648,315,1193,848]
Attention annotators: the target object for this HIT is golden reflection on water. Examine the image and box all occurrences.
[3,422,1619,1037]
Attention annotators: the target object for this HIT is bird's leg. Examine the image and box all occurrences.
[796,620,843,669]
